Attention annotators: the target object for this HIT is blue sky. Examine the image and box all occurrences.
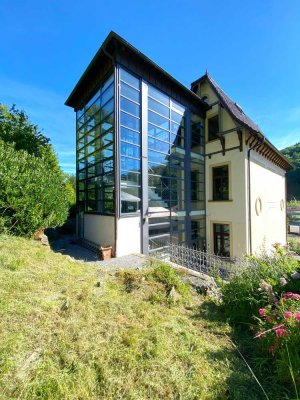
[1,0,300,174]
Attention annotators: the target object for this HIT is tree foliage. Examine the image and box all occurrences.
[0,104,69,236]
[281,142,300,200]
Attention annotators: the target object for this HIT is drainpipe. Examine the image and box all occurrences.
[247,135,265,254]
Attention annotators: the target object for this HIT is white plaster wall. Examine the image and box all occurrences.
[249,153,286,254]
[116,216,141,257]
[205,131,248,257]
[83,214,115,250]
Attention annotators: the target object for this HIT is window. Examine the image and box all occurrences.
[75,72,115,215]
[208,115,219,141]
[213,223,230,257]
[212,165,229,201]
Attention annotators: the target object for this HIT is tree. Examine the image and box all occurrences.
[0,104,69,236]
[281,142,300,200]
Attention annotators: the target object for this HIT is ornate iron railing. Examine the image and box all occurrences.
[149,238,237,279]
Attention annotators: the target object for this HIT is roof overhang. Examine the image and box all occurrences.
[65,31,209,112]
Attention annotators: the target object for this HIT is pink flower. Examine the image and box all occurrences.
[259,308,266,316]
[266,316,273,323]
[284,311,293,319]
[275,327,287,337]
[283,292,300,300]
[296,312,300,321]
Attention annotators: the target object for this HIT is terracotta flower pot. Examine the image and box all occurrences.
[101,245,112,261]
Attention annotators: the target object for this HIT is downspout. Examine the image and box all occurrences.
[247,135,265,254]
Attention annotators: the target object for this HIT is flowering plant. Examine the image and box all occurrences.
[255,292,300,385]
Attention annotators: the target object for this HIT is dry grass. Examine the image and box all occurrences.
[0,235,269,399]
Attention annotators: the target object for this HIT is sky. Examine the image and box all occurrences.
[1,0,300,174]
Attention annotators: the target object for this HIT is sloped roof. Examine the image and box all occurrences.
[191,72,293,170]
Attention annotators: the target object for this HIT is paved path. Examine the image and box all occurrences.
[50,234,148,269]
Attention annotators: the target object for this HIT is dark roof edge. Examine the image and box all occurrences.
[192,73,293,170]
[65,31,209,109]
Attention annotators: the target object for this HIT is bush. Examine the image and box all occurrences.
[256,292,300,386]
[148,260,190,297]
[0,141,68,236]
[221,252,299,324]
[289,238,300,255]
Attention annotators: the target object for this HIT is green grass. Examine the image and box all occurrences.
[0,235,286,399]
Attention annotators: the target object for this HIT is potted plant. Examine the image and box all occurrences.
[100,245,112,260]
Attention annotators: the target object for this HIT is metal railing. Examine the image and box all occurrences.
[149,238,237,279]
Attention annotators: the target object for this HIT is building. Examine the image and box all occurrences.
[65,31,292,258]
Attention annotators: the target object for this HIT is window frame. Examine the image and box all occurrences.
[211,163,231,202]
[207,114,219,142]
[212,222,231,257]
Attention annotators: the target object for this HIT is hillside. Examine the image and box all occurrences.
[0,235,280,400]
[281,142,300,200]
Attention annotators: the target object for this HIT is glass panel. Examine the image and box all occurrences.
[120,126,140,145]
[120,82,140,103]
[120,112,140,131]
[148,111,169,130]
[121,171,141,186]
[148,85,169,106]
[213,165,229,200]
[101,98,114,119]
[120,69,139,89]
[148,150,168,165]
[102,74,114,92]
[101,83,114,106]
[148,98,169,117]
[121,187,140,213]
[121,156,140,172]
[121,142,140,158]
[121,97,140,117]
[148,137,170,153]
[148,124,169,142]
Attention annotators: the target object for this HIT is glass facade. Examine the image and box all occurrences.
[119,69,141,214]
[76,73,115,215]
[75,65,206,252]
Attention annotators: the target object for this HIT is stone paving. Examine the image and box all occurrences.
[50,234,148,269]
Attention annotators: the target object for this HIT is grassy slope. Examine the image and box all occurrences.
[0,235,269,400]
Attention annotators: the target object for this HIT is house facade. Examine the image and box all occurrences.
[65,31,292,258]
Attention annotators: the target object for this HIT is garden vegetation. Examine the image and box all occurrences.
[0,104,70,235]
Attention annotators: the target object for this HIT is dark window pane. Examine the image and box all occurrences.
[213,165,229,200]
[101,113,114,132]
[120,112,140,131]
[121,97,139,117]
[102,74,114,92]
[121,187,141,213]
[101,84,114,105]
[121,171,141,186]
[102,98,114,119]
[208,115,219,141]
[120,82,140,103]
[213,223,230,257]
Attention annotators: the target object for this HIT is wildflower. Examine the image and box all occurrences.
[266,316,273,323]
[259,308,266,316]
[284,311,293,319]
[279,277,287,286]
[259,280,273,294]
[296,312,300,322]
[283,292,300,300]
[275,327,287,338]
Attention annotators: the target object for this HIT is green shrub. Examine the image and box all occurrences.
[221,252,299,324]
[0,141,68,236]
[289,238,300,255]
[148,260,190,297]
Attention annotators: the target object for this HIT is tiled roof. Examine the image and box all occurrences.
[204,72,261,134]
[191,72,293,170]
